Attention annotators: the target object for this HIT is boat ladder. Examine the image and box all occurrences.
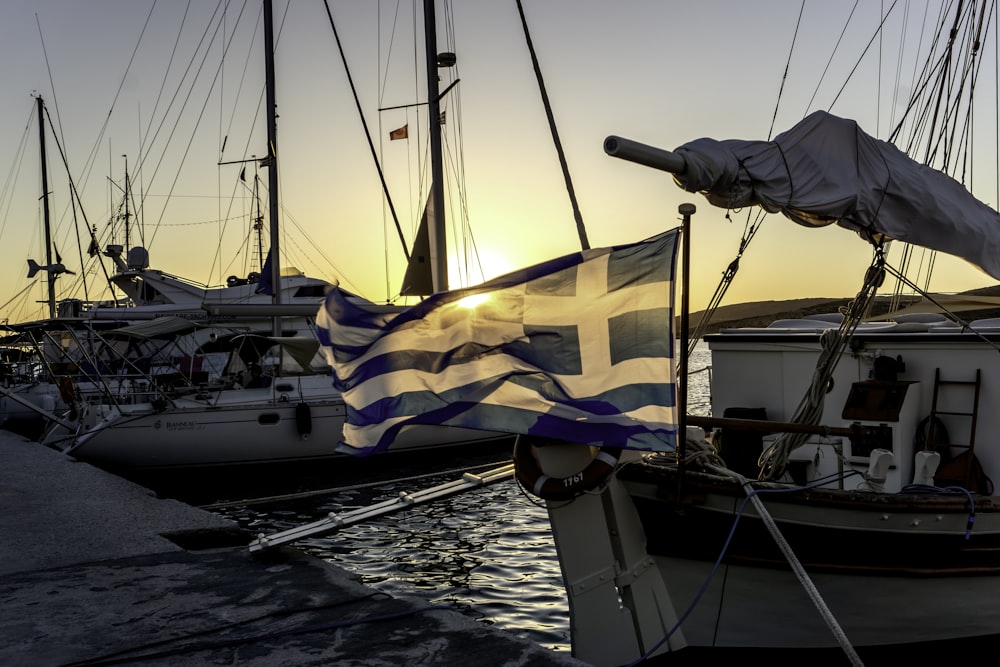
[247,463,514,552]
[927,368,983,490]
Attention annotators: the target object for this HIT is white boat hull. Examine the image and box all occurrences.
[62,400,346,469]
[45,376,509,470]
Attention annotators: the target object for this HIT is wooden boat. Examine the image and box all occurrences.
[515,3,1000,664]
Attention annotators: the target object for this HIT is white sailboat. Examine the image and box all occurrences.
[0,93,333,434]
[37,0,511,472]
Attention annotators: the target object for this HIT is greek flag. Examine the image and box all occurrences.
[316,229,680,456]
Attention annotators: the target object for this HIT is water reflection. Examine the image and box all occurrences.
[216,341,713,653]
[221,474,569,649]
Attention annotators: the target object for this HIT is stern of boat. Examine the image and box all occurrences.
[523,442,686,665]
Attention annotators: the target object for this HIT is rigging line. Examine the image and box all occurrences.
[38,3,158,211]
[441,133,478,287]
[889,1,940,149]
[135,0,235,248]
[439,2,479,286]
[922,0,968,167]
[214,1,271,287]
[67,163,91,306]
[760,246,887,480]
[278,206,358,294]
[936,2,984,175]
[378,1,404,105]
[882,261,1000,354]
[896,2,955,151]
[33,17,88,298]
[0,107,33,244]
[220,5,260,165]
[769,0,806,139]
[951,4,990,184]
[515,0,589,251]
[888,0,910,134]
[141,0,194,177]
[878,0,885,136]
[685,208,764,356]
[374,2,411,302]
[134,0,228,187]
[449,120,486,287]
[41,104,109,307]
[827,0,903,113]
[803,0,861,115]
[0,281,41,316]
[144,3,245,258]
[890,46,948,149]
[323,0,410,261]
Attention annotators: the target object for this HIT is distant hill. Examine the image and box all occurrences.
[686,285,1000,333]
[688,298,847,332]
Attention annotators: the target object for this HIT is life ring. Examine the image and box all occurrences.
[513,434,621,501]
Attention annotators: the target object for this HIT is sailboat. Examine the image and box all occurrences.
[301,2,1000,664]
[510,4,1000,665]
[37,0,511,473]
[0,91,335,437]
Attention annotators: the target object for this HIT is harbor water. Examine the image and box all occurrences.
[203,343,713,655]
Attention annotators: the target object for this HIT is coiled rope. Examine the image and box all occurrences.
[758,247,886,481]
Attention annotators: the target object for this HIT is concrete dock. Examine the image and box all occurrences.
[0,430,587,666]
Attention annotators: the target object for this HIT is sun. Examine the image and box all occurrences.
[475,250,515,282]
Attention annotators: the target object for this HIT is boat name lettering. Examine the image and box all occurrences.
[164,420,203,431]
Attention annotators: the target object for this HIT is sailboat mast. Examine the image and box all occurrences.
[122,155,130,251]
[423,0,447,293]
[264,0,283,331]
[36,95,55,319]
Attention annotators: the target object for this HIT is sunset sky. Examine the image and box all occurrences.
[1,1,997,323]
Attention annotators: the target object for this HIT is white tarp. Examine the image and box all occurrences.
[672,110,1000,279]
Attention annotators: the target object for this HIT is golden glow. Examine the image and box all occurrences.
[476,250,515,282]
[457,293,491,309]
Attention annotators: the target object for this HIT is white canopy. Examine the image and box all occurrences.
[673,111,1000,279]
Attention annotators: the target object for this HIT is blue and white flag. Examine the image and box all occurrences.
[316,230,680,456]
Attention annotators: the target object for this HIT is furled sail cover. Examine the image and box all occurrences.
[673,110,1000,279]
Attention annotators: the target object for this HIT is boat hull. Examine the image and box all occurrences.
[49,391,510,471]
[61,400,347,469]
[658,555,1000,649]
[623,462,1000,649]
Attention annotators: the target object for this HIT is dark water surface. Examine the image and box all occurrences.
[154,344,715,655]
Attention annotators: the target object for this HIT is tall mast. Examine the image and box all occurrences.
[423,0,447,293]
[37,96,55,319]
[264,0,282,334]
[122,155,130,251]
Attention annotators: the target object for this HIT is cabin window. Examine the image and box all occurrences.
[293,285,326,298]
[139,280,163,302]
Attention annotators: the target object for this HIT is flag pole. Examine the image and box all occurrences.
[677,203,695,505]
